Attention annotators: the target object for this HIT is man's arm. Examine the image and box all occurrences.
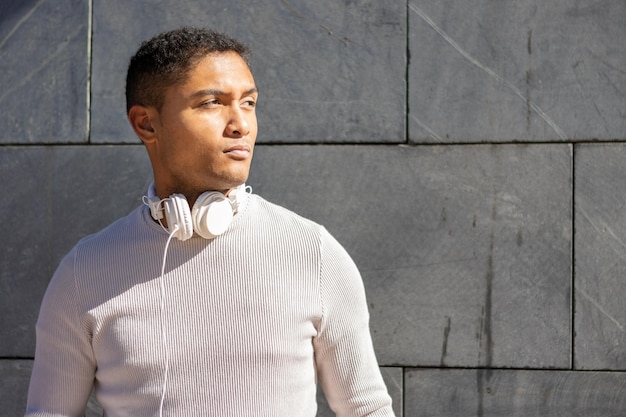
[314,228,395,417]
[25,249,96,417]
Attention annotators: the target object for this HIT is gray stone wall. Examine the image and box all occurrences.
[1,0,625,416]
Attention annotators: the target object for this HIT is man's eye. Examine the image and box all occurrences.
[201,99,220,107]
[243,99,256,107]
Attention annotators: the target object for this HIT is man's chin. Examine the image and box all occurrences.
[212,175,250,193]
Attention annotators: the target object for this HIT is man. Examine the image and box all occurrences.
[25,27,394,416]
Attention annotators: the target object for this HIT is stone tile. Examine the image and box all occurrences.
[91,0,406,143]
[317,367,403,417]
[85,393,104,417]
[0,0,88,144]
[405,368,626,416]
[575,144,626,370]
[249,144,572,368]
[408,1,626,143]
[0,360,32,417]
[0,146,152,356]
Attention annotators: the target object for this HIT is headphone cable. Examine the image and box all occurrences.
[158,225,178,416]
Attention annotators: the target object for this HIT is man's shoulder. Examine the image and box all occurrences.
[249,194,320,228]
[74,205,148,251]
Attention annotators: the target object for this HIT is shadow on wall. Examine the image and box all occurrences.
[0,1,41,31]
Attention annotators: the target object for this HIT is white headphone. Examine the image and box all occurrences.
[143,182,248,241]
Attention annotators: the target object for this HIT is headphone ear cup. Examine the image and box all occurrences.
[164,194,194,241]
[192,192,234,239]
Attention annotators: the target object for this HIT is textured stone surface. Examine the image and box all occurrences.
[405,368,626,416]
[408,0,626,143]
[0,146,152,356]
[575,144,626,370]
[91,0,406,144]
[0,148,55,357]
[250,144,572,368]
[0,360,32,417]
[0,0,89,144]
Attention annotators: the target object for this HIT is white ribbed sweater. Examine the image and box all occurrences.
[26,193,394,417]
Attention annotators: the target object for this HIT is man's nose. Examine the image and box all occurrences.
[225,105,250,137]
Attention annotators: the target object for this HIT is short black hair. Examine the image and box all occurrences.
[125,27,250,113]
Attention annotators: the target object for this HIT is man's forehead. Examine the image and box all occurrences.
[192,52,251,73]
[165,54,255,98]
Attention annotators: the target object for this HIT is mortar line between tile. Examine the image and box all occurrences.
[571,144,577,370]
[86,0,94,144]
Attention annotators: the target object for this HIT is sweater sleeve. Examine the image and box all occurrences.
[25,248,96,417]
[314,228,395,417]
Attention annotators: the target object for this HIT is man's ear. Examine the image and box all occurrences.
[128,105,158,144]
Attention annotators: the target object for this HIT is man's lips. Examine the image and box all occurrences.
[224,145,251,159]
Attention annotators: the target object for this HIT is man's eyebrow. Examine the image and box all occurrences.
[189,87,258,99]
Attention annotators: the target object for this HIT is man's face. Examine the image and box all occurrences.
[151,51,258,199]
